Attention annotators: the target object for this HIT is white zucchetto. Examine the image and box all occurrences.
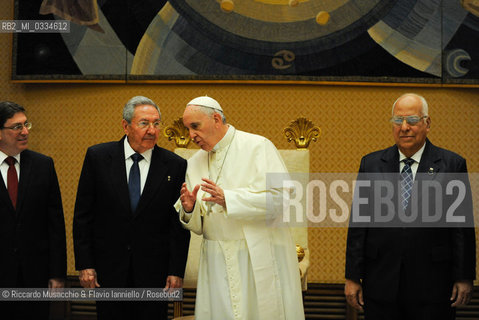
[186,96,223,112]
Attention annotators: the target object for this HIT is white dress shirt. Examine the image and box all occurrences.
[124,138,152,194]
[0,150,20,187]
[399,142,426,180]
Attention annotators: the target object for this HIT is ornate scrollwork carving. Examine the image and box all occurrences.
[283,117,321,149]
[296,244,305,262]
[163,117,191,148]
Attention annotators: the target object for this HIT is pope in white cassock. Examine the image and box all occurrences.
[174,96,305,320]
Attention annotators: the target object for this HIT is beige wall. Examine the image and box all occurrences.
[1,1,478,283]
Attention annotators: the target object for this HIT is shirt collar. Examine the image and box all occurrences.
[0,150,20,165]
[399,142,426,164]
[124,138,152,163]
[211,125,235,153]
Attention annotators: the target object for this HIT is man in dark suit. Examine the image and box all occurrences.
[0,101,66,319]
[345,93,476,320]
[73,96,190,320]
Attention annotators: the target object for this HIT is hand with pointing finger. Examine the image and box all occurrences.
[180,182,200,213]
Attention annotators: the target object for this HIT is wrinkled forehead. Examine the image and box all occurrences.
[393,97,423,115]
[132,105,160,119]
[183,106,202,128]
[184,105,209,120]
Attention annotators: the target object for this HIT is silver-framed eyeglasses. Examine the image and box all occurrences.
[136,121,161,129]
[390,115,427,126]
[2,122,32,131]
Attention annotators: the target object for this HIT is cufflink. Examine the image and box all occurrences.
[168,175,171,181]
[428,168,434,175]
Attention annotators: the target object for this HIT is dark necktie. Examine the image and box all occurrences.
[5,156,18,209]
[128,153,143,212]
[400,158,415,211]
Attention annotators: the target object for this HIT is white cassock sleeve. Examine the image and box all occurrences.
[174,157,208,235]
[224,139,288,221]
[175,202,203,235]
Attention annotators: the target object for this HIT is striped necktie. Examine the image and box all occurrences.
[400,158,415,211]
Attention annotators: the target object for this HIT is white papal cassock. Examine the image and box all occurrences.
[175,126,305,320]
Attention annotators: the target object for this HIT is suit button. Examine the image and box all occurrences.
[13,248,18,253]
[127,245,131,251]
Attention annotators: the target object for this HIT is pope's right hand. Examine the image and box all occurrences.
[79,268,100,288]
[180,182,200,213]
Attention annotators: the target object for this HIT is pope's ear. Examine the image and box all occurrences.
[213,112,222,124]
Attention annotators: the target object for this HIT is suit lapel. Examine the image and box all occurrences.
[381,145,400,173]
[134,146,168,217]
[379,146,401,209]
[411,140,441,208]
[109,138,132,215]
[381,141,442,179]
[417,139,441,178]
[0,165,15,213]
[16,150,32,215]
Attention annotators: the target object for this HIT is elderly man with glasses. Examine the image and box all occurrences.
[345,93,476,320]
[73,96,190,320]
[0,101,66,320]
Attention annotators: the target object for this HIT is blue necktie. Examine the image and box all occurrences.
[128,153,143,212]
[400,158,415,211]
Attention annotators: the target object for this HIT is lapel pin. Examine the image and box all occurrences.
[428,168,434,175]
[168,175,171,181]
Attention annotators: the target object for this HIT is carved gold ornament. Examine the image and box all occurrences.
[283,117,321,149]
[296,244,305,262]
[461,0,479,17]
[163,117,191,148]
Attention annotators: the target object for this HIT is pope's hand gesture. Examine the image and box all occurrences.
[201,178,226,208]
[180,182,200,213]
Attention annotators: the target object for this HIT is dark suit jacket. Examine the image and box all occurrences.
[0,150,66,287]
[73,137,190,288]
[345,139,476,303]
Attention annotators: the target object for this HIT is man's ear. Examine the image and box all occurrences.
[213,113,222,125]
[121,119,129,135]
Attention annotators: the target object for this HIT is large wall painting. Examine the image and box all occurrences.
[12,0,479,84]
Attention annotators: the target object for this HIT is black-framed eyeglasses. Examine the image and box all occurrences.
[1,122,32,131]
[390,116,427,126]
